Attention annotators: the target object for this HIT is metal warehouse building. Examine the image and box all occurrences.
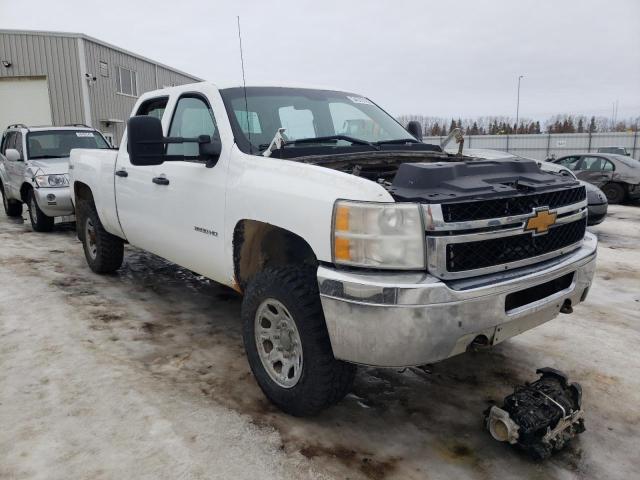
[0,29,201,145]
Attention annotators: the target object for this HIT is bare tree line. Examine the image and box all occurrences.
[397,114,640,136]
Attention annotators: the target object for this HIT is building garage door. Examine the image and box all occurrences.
[0,77,52,132]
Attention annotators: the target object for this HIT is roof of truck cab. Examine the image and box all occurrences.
[140,81,361,97]
[5,125,98,133]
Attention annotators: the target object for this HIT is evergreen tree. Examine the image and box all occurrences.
[589,116,596,133]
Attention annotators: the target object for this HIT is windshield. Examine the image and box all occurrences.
[27,130,110,159]
[220,87,415,154]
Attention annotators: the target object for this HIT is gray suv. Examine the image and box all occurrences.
[0,124,110,231]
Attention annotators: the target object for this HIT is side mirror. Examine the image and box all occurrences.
[406,121,423,141]
[127,116,222,167]
[199,135,222,168]
[5,148,21,162]
[127,116,165,166]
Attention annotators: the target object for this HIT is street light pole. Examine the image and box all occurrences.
[516,75,524,133]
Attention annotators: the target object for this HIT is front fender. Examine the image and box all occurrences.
[224,147,392,284]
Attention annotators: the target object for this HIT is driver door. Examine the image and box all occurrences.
[147,94,227,279]
[4,132,25,199]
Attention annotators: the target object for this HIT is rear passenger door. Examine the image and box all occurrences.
[574,156,614,187]
[114,96,170,252]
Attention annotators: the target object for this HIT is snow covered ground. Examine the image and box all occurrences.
[1,205,638,480]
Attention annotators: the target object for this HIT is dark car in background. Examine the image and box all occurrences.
[597,146,631,156]
[551,153,640,204]
[444,148,609,225]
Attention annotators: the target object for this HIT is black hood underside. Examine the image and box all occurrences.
[388,158,580,204]
[295,151,581,204]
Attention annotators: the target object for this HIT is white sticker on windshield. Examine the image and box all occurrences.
[347,96,373,105]
[76,132,94,137]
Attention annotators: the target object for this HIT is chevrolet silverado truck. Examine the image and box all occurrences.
[69,83,597,416]
[0,124,110,231]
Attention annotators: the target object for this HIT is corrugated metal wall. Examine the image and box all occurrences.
[82,38,200,143]
[0,31,201,144]
[422,132,640,160]
[0,31,85,125]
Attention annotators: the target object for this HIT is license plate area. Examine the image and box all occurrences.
[505,272,574,313]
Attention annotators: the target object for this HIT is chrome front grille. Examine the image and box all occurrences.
[424,194,588,280]
[441,186,586,222]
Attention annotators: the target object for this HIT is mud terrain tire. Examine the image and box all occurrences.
[242,266,356,416]
[79,200,124,273]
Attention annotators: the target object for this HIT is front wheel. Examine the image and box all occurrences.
[242,266,356,416]
[79,201,124,274]
[27,190,54,232]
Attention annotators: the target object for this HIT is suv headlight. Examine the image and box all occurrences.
[332,200,425,269]
[34,174,69,188]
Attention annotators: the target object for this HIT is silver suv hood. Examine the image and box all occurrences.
[27,157,70,176]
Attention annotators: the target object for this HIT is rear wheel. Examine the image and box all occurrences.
[1,183,23,217]
[242,266,356,416]
[27,190,54,232]
[601,183,626,204]
[79,201,124,273]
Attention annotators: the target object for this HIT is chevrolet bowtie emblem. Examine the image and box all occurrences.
[524,208,557,235]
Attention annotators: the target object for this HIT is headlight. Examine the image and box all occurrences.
[34,174,69,188]
[332,200,425,269]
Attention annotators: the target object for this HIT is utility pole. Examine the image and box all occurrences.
[515,75,524,133]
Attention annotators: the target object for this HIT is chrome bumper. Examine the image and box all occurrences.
[34,187,74,217]
[318,232,597,367]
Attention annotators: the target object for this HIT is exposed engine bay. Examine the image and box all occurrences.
[485,368,585,460]
[299,152,581,203]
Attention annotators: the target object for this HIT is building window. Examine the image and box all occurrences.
[99,61,109,77]
[115,66,137,96]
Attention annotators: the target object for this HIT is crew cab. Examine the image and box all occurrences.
[0,124,110,231]
[69,83,597,416]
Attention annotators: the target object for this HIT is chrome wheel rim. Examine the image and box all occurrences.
[85,217,98,259]
[254,299,303,388]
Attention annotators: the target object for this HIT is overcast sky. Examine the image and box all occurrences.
[1,0,639,121]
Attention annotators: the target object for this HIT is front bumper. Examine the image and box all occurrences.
[318,232,597,367]
[33,186,74,217]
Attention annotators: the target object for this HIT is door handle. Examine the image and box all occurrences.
[152,176,170,186]
[115,169,128,178]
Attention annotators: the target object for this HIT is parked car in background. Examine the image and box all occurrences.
[0,124,111,231]
[444,148,609,225]
[536,161,608,225]
[597,146,631,156]
[551,153,640,204]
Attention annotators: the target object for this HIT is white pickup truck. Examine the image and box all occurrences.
[69,82,597,416]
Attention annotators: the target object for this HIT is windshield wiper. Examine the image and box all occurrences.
[374,138,421,145]
[290,135,380,149]
[259,133,381,156]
